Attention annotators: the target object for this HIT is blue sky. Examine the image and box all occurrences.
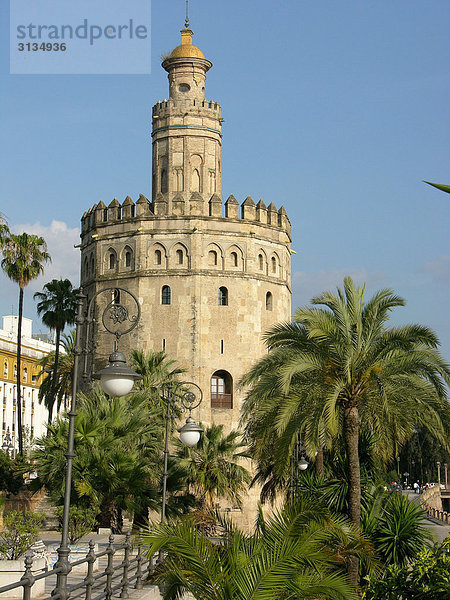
[0,1,449,356]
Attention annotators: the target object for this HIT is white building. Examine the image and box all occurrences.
[0,316,56,454]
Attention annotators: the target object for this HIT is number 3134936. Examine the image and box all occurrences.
[18,42,67,51]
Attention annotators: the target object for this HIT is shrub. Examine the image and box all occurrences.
[0,511,45,560]
[362,536,450,599]
[55,506,98,544]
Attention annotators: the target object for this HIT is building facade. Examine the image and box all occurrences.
[0,316,55,454]
[79,27,292,526]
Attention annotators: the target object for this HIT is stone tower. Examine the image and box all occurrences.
[80,27,292,525]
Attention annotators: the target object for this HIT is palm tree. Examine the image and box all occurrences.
[131,349,185,407]
[34,279,78,424]
[241,277,450,585]
[0,213,9,242]
[32,387,163,532]
[174,423,251,510]
[142,497,376,600]
[37,330,75,417]
[1,232,51,455]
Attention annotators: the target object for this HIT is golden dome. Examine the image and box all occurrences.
[168,28,205,60]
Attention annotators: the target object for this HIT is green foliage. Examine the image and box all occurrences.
[362,537,450,599]
[0,452,26,495]
[143,499,376,600]
[361,490,432,567]
[142,497,378,600]
[424,181,450,194]
[54,505,98,544]
[32,387,163,532]
[0,511,45,560]
[34,279,79,423]
[1,231,51,455]
[0,232,50,290]
[37,331,75,418]
[174,423,251,510]
[241,277,450,519]
[131,349,186,407]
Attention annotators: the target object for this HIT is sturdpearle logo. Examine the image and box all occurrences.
[10,0,152,75]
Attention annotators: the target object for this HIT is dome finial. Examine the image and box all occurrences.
[185,0,189,28]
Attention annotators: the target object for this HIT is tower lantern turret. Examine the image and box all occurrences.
[162,28,212,102]
[152,27,222,215]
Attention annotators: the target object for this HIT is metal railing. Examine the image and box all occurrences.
[0,533,154,600]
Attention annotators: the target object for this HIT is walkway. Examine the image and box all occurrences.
[403,490,449,543]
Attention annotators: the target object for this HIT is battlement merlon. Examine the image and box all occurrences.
[80,194,291,239]
[152,98,222,117]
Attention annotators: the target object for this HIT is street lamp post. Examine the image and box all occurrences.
[52,287,141,600]
[437,461,441,486]
[290,434,308,500]
[1,427,13,457]
[160,382,203,523]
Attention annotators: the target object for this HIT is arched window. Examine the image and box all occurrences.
[271,256,277,273]
[90,255,95,275]
[258,254,264,270]
[23,368,27,382]
[162,285,171,305]
[211,370,233,409]
[208,250,218,266]
[13,364,17,378]
[125,249,132,268]
[176,249,183,265]
[155,249,162,265]
[84,257,89,279]
[266,291,273,311]
[231,252,238,267]
[109,251,117,270]
[3,362,7,377]
[218,287,228,306]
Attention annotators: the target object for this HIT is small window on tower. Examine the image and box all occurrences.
[266,292,273,311]
[176,249,183,265]
[162,285,171,305]
[218,287,228,306]
[271,257,277,273]
[109,252,117,270]
[208,250,218,266]
[155,249,162,266]
[179,83,190,92]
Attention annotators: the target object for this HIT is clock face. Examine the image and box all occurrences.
[179,83,190,92]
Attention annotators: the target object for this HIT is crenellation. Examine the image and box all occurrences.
[153,193,167,216]
[136,193,151,217]
[189,192,205,216]
[95,200,107,225]
[225,194,239,219]
[277,206,291,234]
[209,193,222,217]
[108,198,121,221]
[241,196,256,221]
[122,196,135,219]
[267,202,278,226]
[256,200,267,224]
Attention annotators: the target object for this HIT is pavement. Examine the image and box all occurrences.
[30,529,162,600]
[403,490,450,544]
